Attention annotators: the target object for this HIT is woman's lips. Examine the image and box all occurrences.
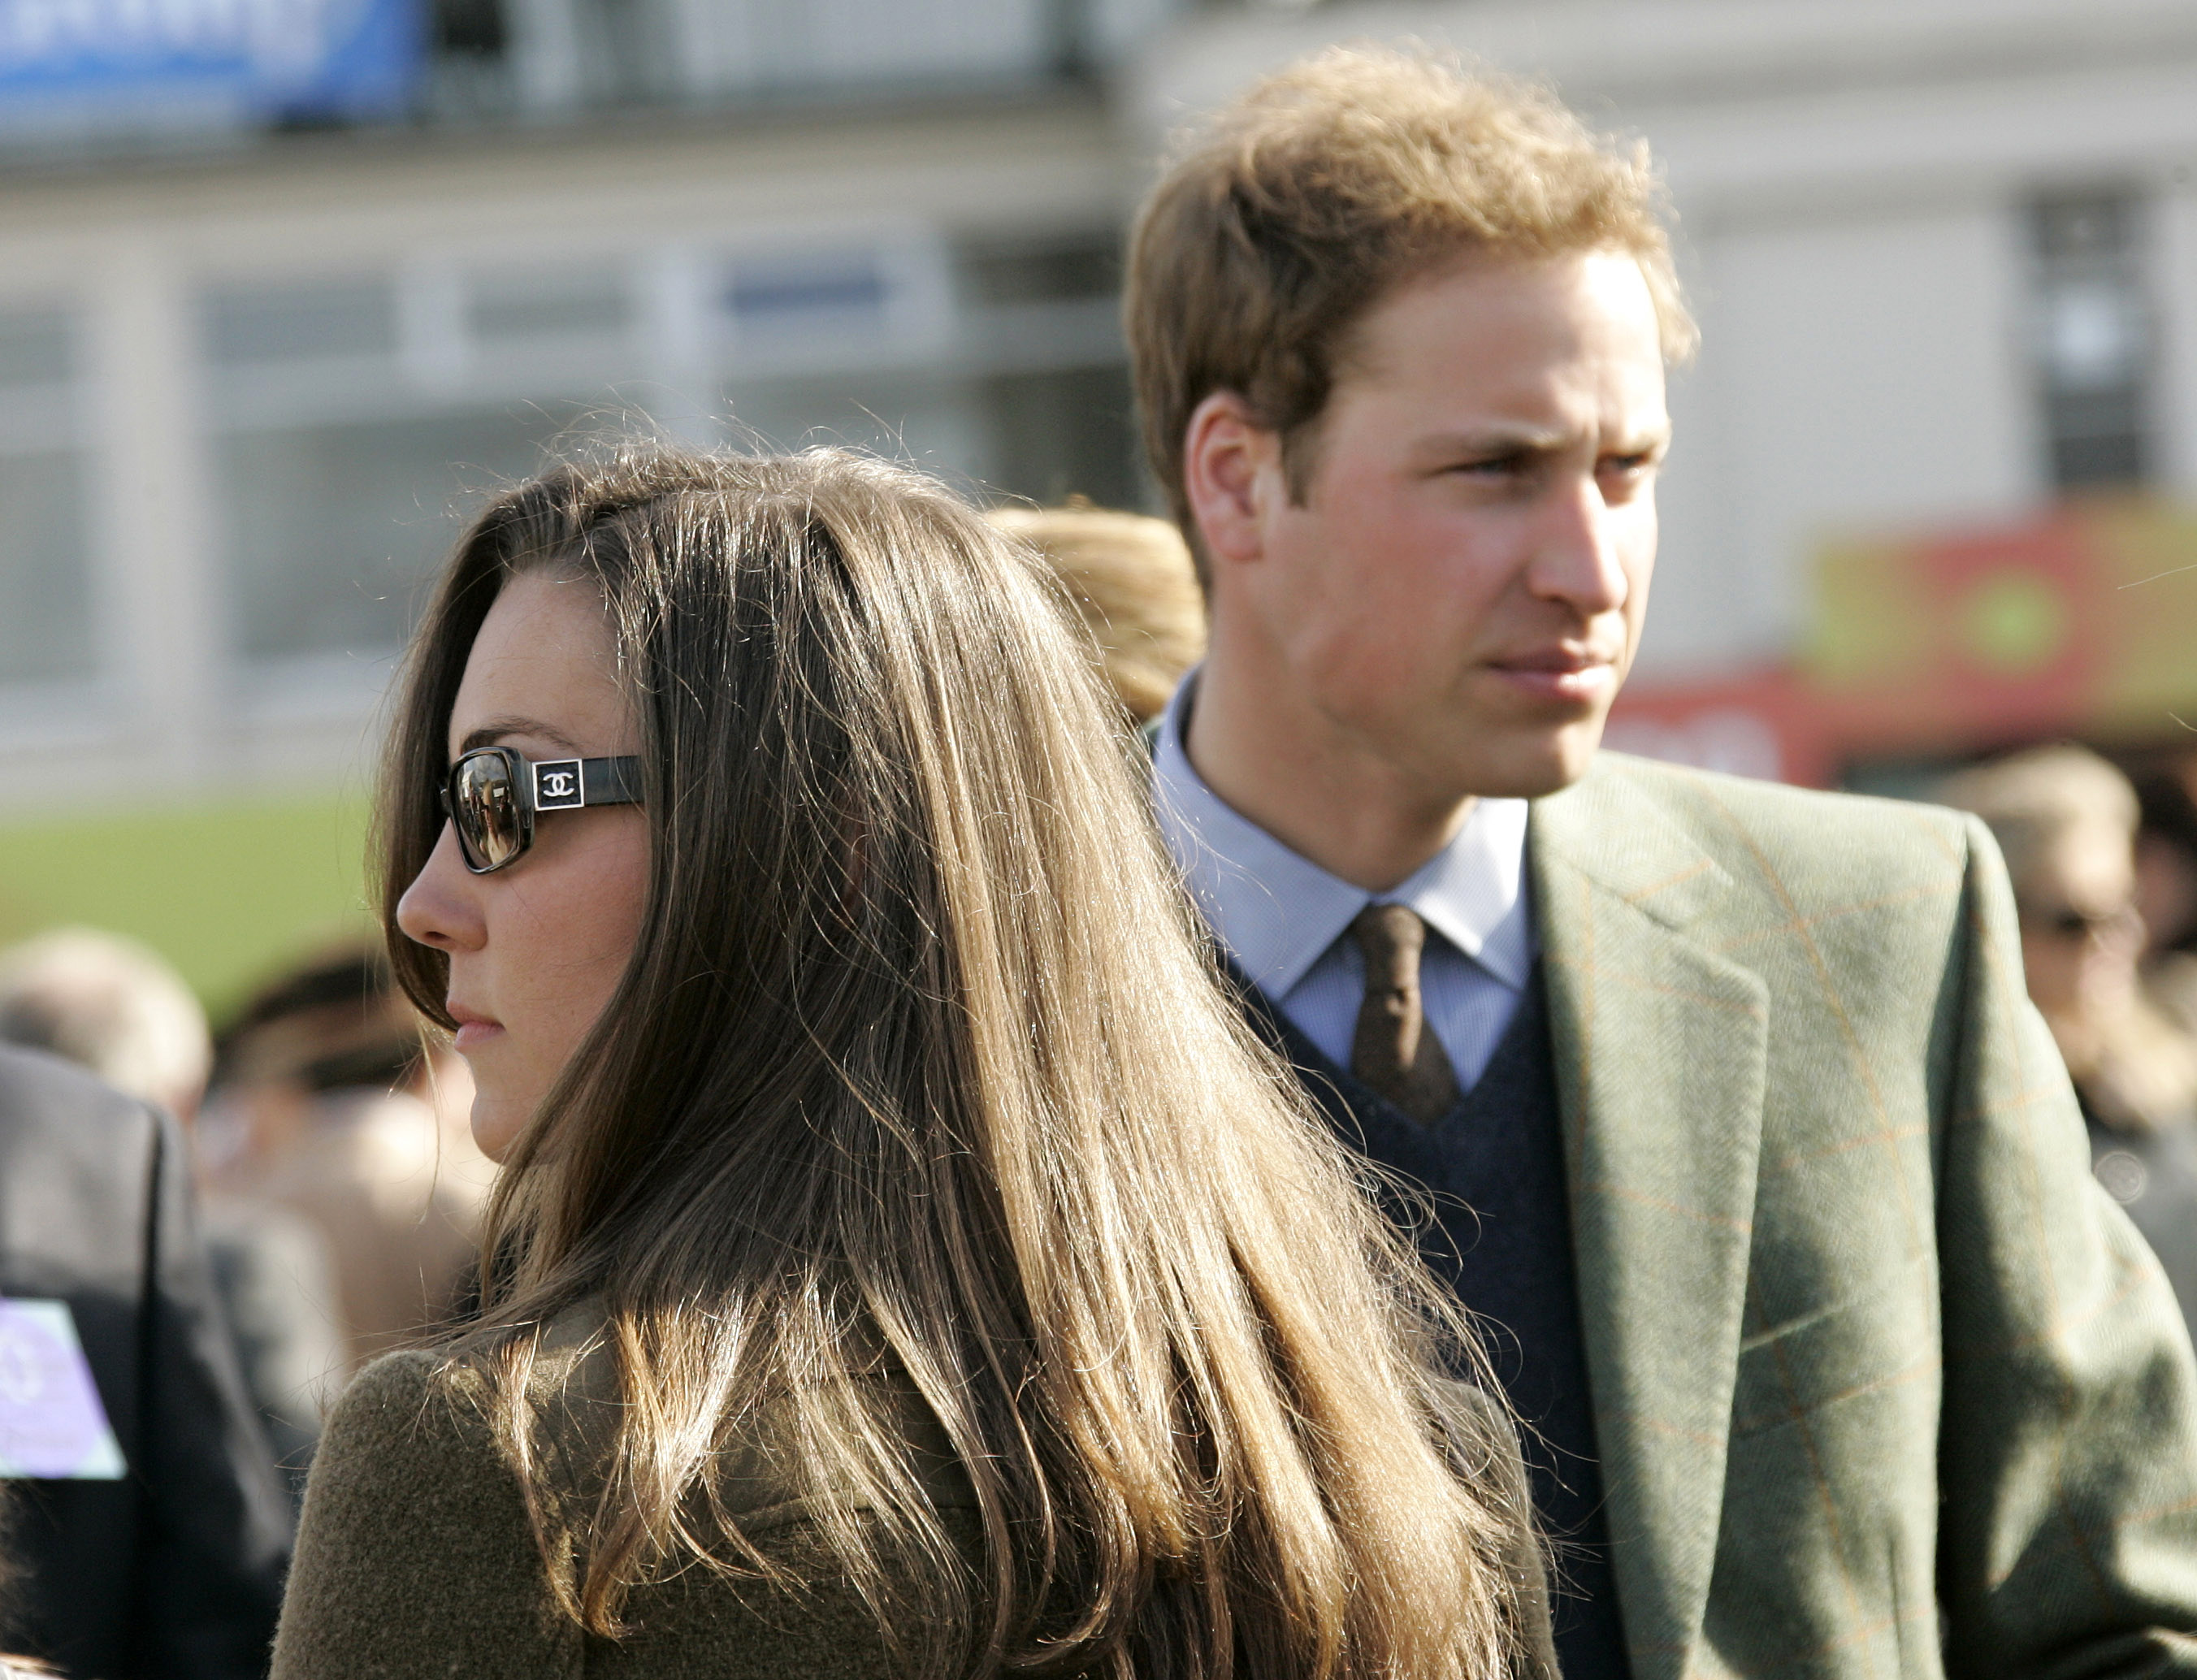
[448,1007,504,1054]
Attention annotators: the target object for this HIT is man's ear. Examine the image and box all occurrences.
[1182,392,1282,573]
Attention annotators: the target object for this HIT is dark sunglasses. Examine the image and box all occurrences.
[439,746,644,875]
[2020,902,2133,942]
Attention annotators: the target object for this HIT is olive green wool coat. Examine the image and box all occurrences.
[1522,753,2197,1678]
[270,1314,1556,1676]
[269,1322,990,1678]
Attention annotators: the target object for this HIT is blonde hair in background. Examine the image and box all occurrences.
[379,444,1528,1679]
[0,928,211,1118]
[989,502,1206,724]
[1937,744,2140,893]
[1126,42,1693,577]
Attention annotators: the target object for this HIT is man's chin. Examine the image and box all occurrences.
[1452,721,1607,801]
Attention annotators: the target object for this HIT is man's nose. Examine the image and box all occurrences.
[396,823,488,955]
[1526,473,1630,617]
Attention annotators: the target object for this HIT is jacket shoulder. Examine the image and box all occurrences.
[370,1305,978,1531]
[317,1347,493,1477]
[279,1351,578,1677]
[1575,752,1977,896]
[0,1047,169,1307]
[313,1327,616,1526]
[1586,751,1973,854]
[1533,754,1991,962]
[0,1044,158,1141]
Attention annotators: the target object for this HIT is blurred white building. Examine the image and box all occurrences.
[0,0,2194,990]
[0,0,1169,816]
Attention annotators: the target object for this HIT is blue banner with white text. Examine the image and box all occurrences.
[0,0,422,132]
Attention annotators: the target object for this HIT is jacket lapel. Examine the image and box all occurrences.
[1530,761,1768,1680]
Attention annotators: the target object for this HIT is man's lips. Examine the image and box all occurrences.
[1487,648,1619,704]
[447,1004,504,1053]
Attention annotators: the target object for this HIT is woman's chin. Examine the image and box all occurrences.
[470,1097,527,1165]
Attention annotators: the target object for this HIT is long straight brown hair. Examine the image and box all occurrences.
[378,444,1529,1679]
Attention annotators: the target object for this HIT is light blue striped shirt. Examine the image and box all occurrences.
[1151,674,1534,1092]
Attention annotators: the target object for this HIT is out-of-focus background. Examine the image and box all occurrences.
[0,0,2190,1003]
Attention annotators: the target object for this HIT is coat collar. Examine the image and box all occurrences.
[1530,757,1769,1680]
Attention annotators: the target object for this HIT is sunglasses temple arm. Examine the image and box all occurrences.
[581,756,644,806]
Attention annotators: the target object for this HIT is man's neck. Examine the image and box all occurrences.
[1185,643,1475,895]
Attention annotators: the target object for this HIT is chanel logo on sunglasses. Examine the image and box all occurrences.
[534,760,585,810]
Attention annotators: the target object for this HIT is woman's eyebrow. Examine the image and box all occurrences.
[459,716,587,756]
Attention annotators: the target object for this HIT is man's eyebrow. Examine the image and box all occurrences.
[1415,422,1672,459]
[1614,421,1675,454]
[1414,426,1574,457]
[457,716,587,756]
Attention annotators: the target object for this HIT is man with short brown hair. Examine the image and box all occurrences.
[1130,45,2197,1680]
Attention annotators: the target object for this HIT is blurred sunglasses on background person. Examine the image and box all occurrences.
[2020,899,2142,946]
[440,747,643,874]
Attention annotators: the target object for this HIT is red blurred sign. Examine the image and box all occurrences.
[1609,498,2197,786]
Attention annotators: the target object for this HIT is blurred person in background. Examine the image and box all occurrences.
[989,500,1206,726]
[0,926,344,1500]
[205,942,492,1379]
[0,928,211,1124]
[272,446,1554,1679]
[0,1035,289,1677]
[1940,746,2197,1328]
[2131,756,2197,1024]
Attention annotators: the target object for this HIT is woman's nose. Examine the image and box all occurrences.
[396,823,488,954]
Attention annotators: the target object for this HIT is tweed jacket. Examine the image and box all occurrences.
[1526,753,2197,1679]
[271,1312,985,1678]
[272,1305,1557,1678]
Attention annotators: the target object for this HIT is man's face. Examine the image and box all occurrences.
[1217,249,1670,800]
[2017,822,2143,1023]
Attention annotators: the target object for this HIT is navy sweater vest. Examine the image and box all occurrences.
[1228,960,1633,1680]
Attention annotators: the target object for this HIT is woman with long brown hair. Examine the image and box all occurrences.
[271,445,1550,1679]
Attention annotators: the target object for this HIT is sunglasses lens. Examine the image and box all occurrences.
[451,751,525,872]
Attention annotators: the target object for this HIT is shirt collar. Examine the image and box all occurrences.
[1150,673,1533,998]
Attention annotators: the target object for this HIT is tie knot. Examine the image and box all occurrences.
[1344,903,1457,1126]
[1350,903,1428,989]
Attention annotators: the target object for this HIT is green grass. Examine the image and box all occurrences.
[0,793,375,1022]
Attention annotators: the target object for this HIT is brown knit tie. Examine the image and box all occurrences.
[1349,904,1461,1127]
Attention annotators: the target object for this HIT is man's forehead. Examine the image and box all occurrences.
[1327,253,1652,422]
[1340,248,1662,375]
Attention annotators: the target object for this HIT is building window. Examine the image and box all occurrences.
[956,230,1140,507]
[2030,189,2152,491]
[195,227,1141,695]
[0,307,92,691]
[202,271,632,673]
[214,409,573,664]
